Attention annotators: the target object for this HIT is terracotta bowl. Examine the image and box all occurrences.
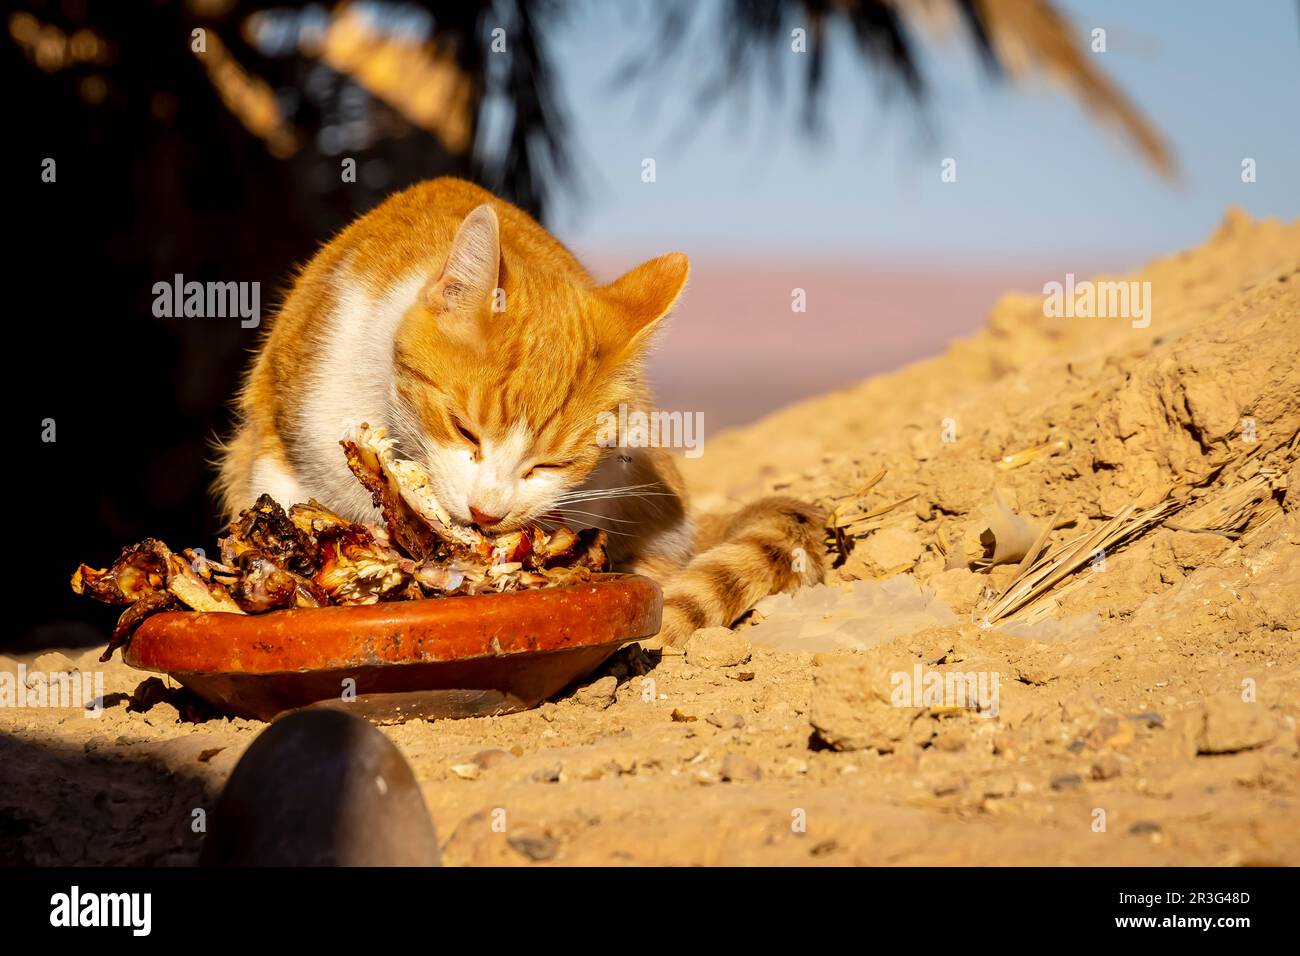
[124,573,662,722]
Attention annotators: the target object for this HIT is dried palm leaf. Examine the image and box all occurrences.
[1168,472,1282,539]
[982,498,1180,624]
[965,0,1175,178]
[996,438,1070,471]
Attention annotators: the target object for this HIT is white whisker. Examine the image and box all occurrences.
[555,482,668,502]
[548,508,637,524]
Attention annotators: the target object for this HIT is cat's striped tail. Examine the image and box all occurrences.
[655,496,826,647]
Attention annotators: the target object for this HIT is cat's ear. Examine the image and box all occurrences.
[424,204,500,318]
[599,252,690,352]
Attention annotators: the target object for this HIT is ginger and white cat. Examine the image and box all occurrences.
[217,178,824,644]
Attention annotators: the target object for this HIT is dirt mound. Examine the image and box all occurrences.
[3,211,1297,865]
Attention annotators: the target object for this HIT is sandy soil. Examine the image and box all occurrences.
[3,209,1298,866]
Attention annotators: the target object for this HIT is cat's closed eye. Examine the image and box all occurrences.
[523,461,571,480]
[451,417,480,448]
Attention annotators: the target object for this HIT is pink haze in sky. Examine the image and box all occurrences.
[579,254,1122,433]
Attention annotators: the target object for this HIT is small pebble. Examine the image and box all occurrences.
[720,752,762,782]
[684,628,752,668]
[471,749,514,770]
[531,764,562,783]
[1128,711,1164,729]
[508,834,558,862]
[706,711,745,730]
[1091,755,1122,780]
[573,676,618,710]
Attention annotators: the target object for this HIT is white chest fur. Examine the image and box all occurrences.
[275,270,425,522]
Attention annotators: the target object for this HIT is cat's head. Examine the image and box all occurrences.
[390,203,689,533]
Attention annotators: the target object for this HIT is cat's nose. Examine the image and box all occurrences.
[469,505,503,529]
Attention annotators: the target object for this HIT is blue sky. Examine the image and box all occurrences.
[543,0,1300,263]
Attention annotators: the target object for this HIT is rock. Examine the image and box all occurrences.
[32,652,79,674]
[1195,695,1277,754]
[1129,820,1161,835]
[598,643,653,679]
[608,753,637,775]
[531,764,562,783]
[199,710,440,866]
[1051,773,1084,791]
[507,831,558,862]
[572,675,617,709]
[706,711,746,730]
[1168,530,1229,570]
[1014,660,1058,686]
[808,654,919,752]
[1128,711,1164,729]
[932,729,966,752]
[1091,755,1122,780]
[1088,716,1135,750]
[684,627,752,667]
[720,752,762,782]
[128,677,171,713]
[449,763,480,780]
[471,749,515,770]
[928,568,987,615]
[864,526,925,570]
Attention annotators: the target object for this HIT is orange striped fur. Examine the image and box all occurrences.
[217,178,824,645]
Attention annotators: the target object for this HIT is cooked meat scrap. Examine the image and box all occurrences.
[288,499,353,542]
[536,526,578,562]
[341,431,442,560]
[222,494,318,573]
[75,424,612,657]
[534,527,607,570]
[412,560,473,594]
[345,423,609,575]
[313,522,412,605]
[71,537,172,604]
[74,538,243,615]
[76,539,246,662]
[231,554,330,612]
[490,530,534,567]
[165,552,246,614]
[344,424,484,554]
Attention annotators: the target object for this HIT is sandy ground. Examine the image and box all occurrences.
[3,209,1298,866]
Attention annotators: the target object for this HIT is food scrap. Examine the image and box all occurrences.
[73,423,608,660]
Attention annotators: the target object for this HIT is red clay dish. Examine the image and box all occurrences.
[124,573,662,722]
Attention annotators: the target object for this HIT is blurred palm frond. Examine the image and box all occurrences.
[619,0,1175,179]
